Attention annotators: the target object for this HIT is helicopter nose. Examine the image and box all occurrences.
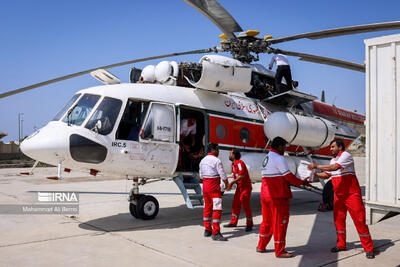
[20,124,68,164]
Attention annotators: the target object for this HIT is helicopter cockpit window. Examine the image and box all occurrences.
[116,100,149,141]
[52,94,81,121]
[62,94,100,126]
[141,103,174,142]
[85,97,122,135]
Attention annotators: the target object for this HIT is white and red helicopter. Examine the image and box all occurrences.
[1,0,399,220]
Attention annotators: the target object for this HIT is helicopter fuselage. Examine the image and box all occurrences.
[20,82,361,181]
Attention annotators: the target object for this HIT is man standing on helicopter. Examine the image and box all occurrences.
[269,53,293,94]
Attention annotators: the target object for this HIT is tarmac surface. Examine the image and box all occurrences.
[0,157,399,267]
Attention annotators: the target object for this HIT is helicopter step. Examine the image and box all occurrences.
[173,172,203,209]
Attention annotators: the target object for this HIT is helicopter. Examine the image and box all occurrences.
[1,0,399,220]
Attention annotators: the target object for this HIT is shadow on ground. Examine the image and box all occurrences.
[78,190,322,233]
[76,188,396,266]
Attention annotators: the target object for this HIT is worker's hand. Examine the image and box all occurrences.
[305,177,313,183]
[269,66,272,70]
[226,182,232,191]
[306,176,314,183]
[307,163,318,170]
[302,180,311,187]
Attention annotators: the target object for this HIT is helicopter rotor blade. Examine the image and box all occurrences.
[269,21,400,44]
[276,49,365,72]
[184,0,242,39]
[0,48,214,99]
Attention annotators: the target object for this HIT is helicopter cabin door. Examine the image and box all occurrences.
[139,102,179,176]
[177,106,207,172]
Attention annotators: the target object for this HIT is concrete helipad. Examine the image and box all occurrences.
[0,158,399,267]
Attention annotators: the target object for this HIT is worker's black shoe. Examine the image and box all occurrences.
[277,251,294,258]
[256,247,266,253]
[366,252,375,259]
[245,226,253,232]
[204,230,212,237]
[330,246,346,253]
[212,233,227,241]
[224,223,236,228]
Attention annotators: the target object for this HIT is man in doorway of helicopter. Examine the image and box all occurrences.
[257,137,310,258]
[199,143,229,241]
[269,53,293,94]
[224,148,254,232]
[180,118,197,149]
[179,118,197,170]
[307,139,375,259]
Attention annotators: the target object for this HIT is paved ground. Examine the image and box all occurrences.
[0,158,399,267]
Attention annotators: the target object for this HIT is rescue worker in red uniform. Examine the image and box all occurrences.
[257,137,309,258]
[224,149,254,232]
[199,143,229,241]
[308,139,375,259]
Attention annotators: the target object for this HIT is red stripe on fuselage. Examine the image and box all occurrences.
[313,101,365,125]
[208,115,266,148]
[207,114,355,156]
[311,138,354,155]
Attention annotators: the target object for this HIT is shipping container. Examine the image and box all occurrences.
[365,33,400,224]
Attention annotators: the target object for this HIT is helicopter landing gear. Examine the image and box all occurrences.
[129,179,159,220]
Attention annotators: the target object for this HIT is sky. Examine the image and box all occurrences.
[1,0,400,142]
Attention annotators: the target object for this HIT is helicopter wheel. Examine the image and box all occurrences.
[136,195,159,220]
[129,203,140,219]
[129,194,144,219]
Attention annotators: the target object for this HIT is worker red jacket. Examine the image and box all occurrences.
[261,149,304,198]
[199,153,227,193]
[324,150,374,253]
[231,159,252,190]
[324,151,361,196]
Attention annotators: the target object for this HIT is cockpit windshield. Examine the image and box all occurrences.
[62,94,100,126]
[52,94,81,121]
[85,97,122,135]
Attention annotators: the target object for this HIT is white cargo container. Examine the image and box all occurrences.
[365,34,400,224]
